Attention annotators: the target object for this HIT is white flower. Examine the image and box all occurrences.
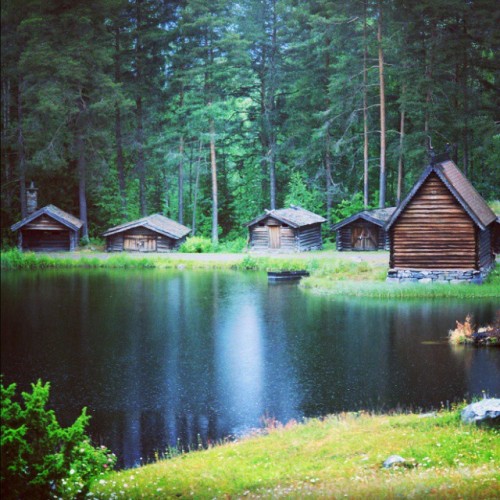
[70,469,75,475]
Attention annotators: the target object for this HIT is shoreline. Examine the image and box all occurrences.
[1,248,499,298]
[89,408,500,498]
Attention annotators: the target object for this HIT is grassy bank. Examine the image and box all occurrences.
[90,410,499,499]
[2,248,499,298]
[300,272,500,299]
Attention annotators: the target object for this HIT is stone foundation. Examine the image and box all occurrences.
[386,268,491,284]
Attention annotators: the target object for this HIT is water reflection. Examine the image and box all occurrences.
[1,269,499,468]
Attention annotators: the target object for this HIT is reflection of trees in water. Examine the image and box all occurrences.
[2,271,500,469]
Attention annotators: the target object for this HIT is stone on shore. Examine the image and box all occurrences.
[461,398,500,426]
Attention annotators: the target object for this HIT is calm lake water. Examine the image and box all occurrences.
[1,269,499,468]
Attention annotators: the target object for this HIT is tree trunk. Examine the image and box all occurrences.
[136,95,147,216]
[135,0,147,216]
[462,23,469,177]
[17,78,27,218]
[192,140,202,236]
[1,78,13,214]
[397,87,406,206]
[377,0,386,208]
[424,20,435,149]
[325,135,332,224]
[76,121,88,240]
[268,0,278,210]
[178,136,184,224]
[363,0,369,208]
[114,28,127,218]
[209,115,218,244]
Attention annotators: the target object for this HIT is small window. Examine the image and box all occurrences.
[282,224,289,228]
[258,222,265,227]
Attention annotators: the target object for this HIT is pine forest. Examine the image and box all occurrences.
[1,0,499,244]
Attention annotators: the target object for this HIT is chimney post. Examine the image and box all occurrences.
[26,181,38,215]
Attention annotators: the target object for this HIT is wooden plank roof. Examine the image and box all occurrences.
[386,160,496,231]
[246,206,326,228]
[11,204,83,232]
[332,207,396,231]
[103,214,191,239]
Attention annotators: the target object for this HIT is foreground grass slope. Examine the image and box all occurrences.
[90,411,499,499]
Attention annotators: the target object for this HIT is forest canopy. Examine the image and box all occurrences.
[1,0,499,244]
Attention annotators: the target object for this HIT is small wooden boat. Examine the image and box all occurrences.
[267,270,310,281]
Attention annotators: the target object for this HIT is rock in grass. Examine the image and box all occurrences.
[461,398,500,426]
[382,455,406,468]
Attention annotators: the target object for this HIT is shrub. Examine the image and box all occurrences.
[215,237,248,253]
[1,379,116,499]
[179,236,214,253]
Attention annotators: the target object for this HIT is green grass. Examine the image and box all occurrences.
[301,264,500,298]
[2,248,499,298]
[89,410,499,499]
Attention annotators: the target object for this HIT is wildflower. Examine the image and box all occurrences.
[70,469,75,475]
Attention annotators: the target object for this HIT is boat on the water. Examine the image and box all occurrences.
[267,270,310,281]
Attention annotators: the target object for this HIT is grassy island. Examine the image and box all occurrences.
[89,409,499,499]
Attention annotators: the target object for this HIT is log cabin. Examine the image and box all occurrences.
[246,206,326,252]
[386,158,497,283]
[11,204,83,252]
[103,214,191,252]
[494,217,500,255]
[332,207,395,251]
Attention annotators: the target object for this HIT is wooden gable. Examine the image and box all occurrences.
[390,172,476,269]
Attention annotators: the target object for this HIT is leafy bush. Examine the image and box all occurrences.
[331,192,368,224]
[179,236,214,253]
[215,237,248,253]
[1,379,116,499]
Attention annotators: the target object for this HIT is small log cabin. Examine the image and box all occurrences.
[246,206,326,251]
[494,217,500,255]
[103,214,191,252]
[386,158,497,282]
[11,205,83,252]
[332,207,395,251]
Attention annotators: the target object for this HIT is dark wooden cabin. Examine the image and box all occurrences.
[11,204,83,252]
[493,217,500,255]
[332,207,395,251]
[246,206,326,251]
[386,158,497,282]
[103,214,190,252]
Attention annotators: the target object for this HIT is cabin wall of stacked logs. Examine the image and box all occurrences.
[477,226,494,271]
[335,224,389,251]
[249,219,323,251]
[106,226,183,252]
[296,225,323,251]
[18,214,77,251]
[390,173,479,270]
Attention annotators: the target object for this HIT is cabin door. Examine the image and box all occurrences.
[352,225,377,250]
[124,235,157,252]
[268,225,281,249]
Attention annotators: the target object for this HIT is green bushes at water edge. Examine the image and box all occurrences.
[1,379,116,499]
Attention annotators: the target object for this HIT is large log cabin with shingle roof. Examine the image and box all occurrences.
[386,156,497,283]
[246,206,326,251]
[103,214,191,252]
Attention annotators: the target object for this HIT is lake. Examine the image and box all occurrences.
[1,269,499,468]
